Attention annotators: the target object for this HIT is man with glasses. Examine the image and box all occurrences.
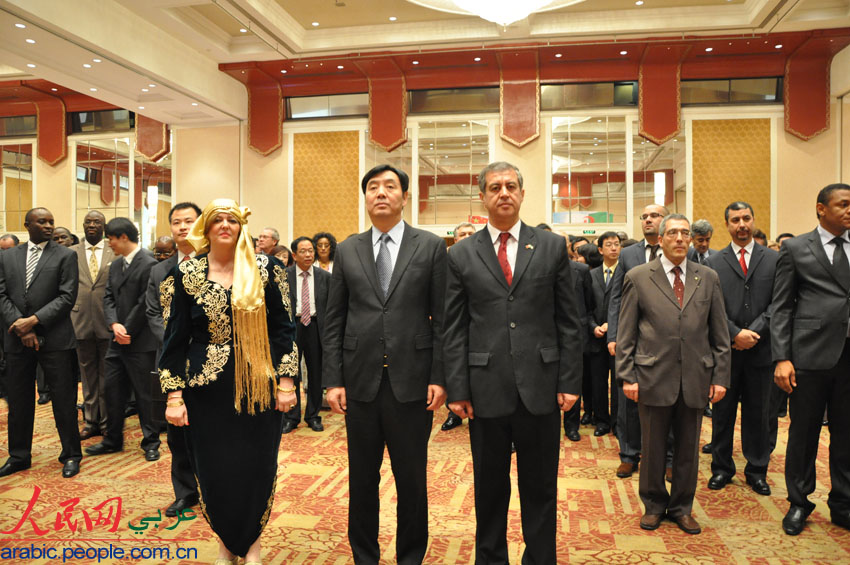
[617,214,730,534]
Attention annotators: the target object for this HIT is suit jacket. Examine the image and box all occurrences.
[687,247,718,265]
[588,264,615,353]
[607,240,650,343]
[616,258,731,408]
[286,263,331,340]
[104,248,158,353]
[570,260,594,354]
[771,228,850,370]
[707,243,778,366]
[0,240,78,352]
[322,222,446,403]
[443,224,584,418]
[145,254,179,346]
[70,241,115,341]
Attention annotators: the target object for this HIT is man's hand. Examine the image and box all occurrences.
[111,323,131,345]
[448,400,474,420]
[774,360,796,394]
[709,384,726,403]
[607,342,616,357]
[426,385,446,411]
[21,331,39,350]
[623,382,639,402]
[327,386,347,414]
[593,326,605,339]
[732,329,760,351]
[557,393,579,412]
[9,315,38,337]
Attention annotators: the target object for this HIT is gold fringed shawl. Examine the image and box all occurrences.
[187,199,276,414]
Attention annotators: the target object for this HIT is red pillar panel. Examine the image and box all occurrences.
[498,51,539,148]
[639,45,690,145]
[356,58,408,152]
[33,96,66,166]
[247,79,283,156]
[784,36,847,141]
[135,115,170,162]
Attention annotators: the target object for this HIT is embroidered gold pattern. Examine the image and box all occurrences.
[159,275,175,328]
[273,263,294,320]
[187,344,230,387]
[259,473,277,531]
[257,253,270,287]
[159,369,184,393]
[276,344,299,378]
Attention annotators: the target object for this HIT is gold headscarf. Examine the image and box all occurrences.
[187,199,276,414]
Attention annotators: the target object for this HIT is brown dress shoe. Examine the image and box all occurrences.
[671,514,701,534]
[640,513,664,530]
[616,462,638,478]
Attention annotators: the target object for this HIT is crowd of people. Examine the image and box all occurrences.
[0,163,848,564]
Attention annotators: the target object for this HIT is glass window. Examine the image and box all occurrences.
[75,138,132,231]
[0,144,33,233]
[631,121,686,224]
[409,88,499,114]
[0,116,37,138]
[551,116,627,225]
[70,110,133,134]
[542,82,637,111]
[288,94,369,119]
[417,120,490,226]
[364,132,413,225]
[682,78,782,105]
[135,143,173,249]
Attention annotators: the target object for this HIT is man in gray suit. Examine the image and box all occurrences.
[617,214,730,534]
[70,210,115,440]
[772,183,850,535]
[444,161,583,564]
[0,208,81,478]
[324,164,447,564]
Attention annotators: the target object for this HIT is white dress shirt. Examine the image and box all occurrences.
[27,240,48,269]
[817,225,850,265]
[371,220,405,271]
[176,249,195,263]
[123,245,141,266]
[643,240,661,263]
[730,239,755,269]
[659,254,687,289]
[295,265,317,317]
[486,220,521,272]
[85,239,105,269]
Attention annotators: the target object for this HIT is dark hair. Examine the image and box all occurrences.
[270,245,294,266]
[169,202,202,222]
[361,164,409,193]
[817,183,850,219]
[621,238,639,248]
[477,161,524,192]
[105,217,139,242]
[24,207,50,224]
[0,234,20,244]
[752,229,767,244]
[776,232,795,241]
[535,223,552,231]
[597,231,620,248]
[724,201,753,222]
[570,236,589,251]
[577,243,603,268]
[70,233,80,245]
[291,236,315,254]
[313,232,337,261]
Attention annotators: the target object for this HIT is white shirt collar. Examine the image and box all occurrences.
[176,249,195,262]
[84,239,103,250]
[296,264,313,277]
[730,239,755,255]
[818,224,850,246]
[659,253,687,278]
[28,240,48,251]
[486,220,521,244]
[371,219,405,246]
[124,245,141,265]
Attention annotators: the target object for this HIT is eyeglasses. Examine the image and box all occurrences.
[639,213,664,220]
[663,229,691,238]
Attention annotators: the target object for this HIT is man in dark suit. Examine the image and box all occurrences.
[563,256,593,441]
[772,184,850,535]
[607,203,668,479]
[0,208,81,478]
[687,219,717,265]
[444,161,583,564]
[70,210,115,440]
[617,214,730,534]
[282,235,330,433]
[706,202,778,496]
[86,218,161,461]
[324,164,447,564]
[145,202,201,517]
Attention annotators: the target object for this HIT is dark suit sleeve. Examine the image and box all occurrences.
[706,254,742,340]
[145,265,165,344]
[322,244,349,389]
[614,272,638,384]
[556,244,584,394]
[606,255,627,343]
[103,264,117,330]
[266,258,298,379]
[124,257,156,338]
[34,250,78,328]
[770,243,797,363]
[427,237,447,387]
[158,266,188,392]
[581,267,596,333]
[443,248,471,402]
[0,252,23,328]
[708,273,732,387]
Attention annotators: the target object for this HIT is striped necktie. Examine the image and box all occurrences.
[25,245,42,289]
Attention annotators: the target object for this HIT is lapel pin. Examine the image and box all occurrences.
[525,244,534,250]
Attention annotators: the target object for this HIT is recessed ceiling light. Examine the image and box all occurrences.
[589,152,594,155]
[142,88,149,92]
[311,21,319,27]
[620,50,628,55]
[474,57,481,62]
[705,47,713,52]
[25,38,35,44]
[191,102,199,106]
[83,63,92,68]
[673,139,678,142]
[149,84,156,88]
[90,88,97,92]
[597,119,602,122]
[51,87,57,91]
[775,44,783,49]
[337,65,344,69]
[389,16,397,21]
[92,58,101,63]
[555,53,562,58]
[305,64,309,68]
[280,69,287,73]
[412,60,419,65]
[635,0,644,5]
[138,106,144,110]
[15,23,26,29]
[26,63,36,68]
[239,28,247,33]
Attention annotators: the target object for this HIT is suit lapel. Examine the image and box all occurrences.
[385,223,420,302]
[97,245,115,285]
[649,260,682,309]
[681,261,702,310]
[286,267,297,307]
[804,229,847,291]
[354,230,384,303]
[117,250,145,289]
[637,241,648,265]
[14,244,28,288]
[474,229,509,291]
[721,245,745,280]
[510,223,535,290]
[746,244,764,281]
[76,245,91,284]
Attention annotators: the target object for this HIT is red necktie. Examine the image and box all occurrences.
[498,232,512,286]
[181,255,191,263]
[739,248,748,276]
[672,265,684,308]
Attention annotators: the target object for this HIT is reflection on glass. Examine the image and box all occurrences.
[364,132,413,226]
[417,120,489,226]
[632,122,685,227]
[135,142,172,249]
[551,116,626,225]
[0,144,33,233]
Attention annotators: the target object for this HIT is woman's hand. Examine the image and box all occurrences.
[166,403,189,427]
[275,378,298,412]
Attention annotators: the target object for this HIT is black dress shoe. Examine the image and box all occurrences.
[0,460,31,477]
[441,413,462,431]
[124,405,138,417]
[307,419,324,432]
[85,442,122,456]
[62,460,80,478]
[703,406,712,418]
[746,476,771,496]
[565,428,581,442]
[145,449,160,462]
[707,473,732,490]
[831,510,850,530]
[593,425,610,437]
[782,505,810,535]
[79,426,102,440]
[165,495,199,518]
[281,420,297,434]
[580,413,593,426]
[37,392,50,405]
[702,442,712,454]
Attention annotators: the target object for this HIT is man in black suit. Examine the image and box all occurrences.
[444,161,583,564]
[282,235,330,433]
[687,219,717,265]
[772,184,850,535]
[706,202,778,496]
[145,202,201,517]
[86,218,161,461]
[563,255,593,441]
[324,164,447,564]
[0,208,81,478]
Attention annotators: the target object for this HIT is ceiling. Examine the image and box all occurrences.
[0,0,848,128]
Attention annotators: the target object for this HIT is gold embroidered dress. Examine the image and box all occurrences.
[158,253,297,556]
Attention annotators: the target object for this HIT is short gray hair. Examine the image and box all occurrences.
[263,227,280,242]
[453,222,474,236]
[477,161,523,192]
[691,219,713,236]
[659,214,690,236]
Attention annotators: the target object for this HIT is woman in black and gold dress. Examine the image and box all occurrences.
[158,199,298,564]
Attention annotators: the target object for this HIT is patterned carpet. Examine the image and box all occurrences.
[0,390,848,564]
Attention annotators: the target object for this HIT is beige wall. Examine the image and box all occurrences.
[242,128,289,244]
[493,123,548,226]
[174,125,240,208]
[35,153,73,228]
[843,97,849,184]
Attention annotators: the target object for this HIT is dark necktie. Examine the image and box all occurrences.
[739,248,748,276]
[498,232,512,286]
[122,258,128,273]
[700,253,708,266]
[672,265,684,308]
[831,237,850,284]
[649,244,659,261]
[605,267,612,286]
[376,233,392,298]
